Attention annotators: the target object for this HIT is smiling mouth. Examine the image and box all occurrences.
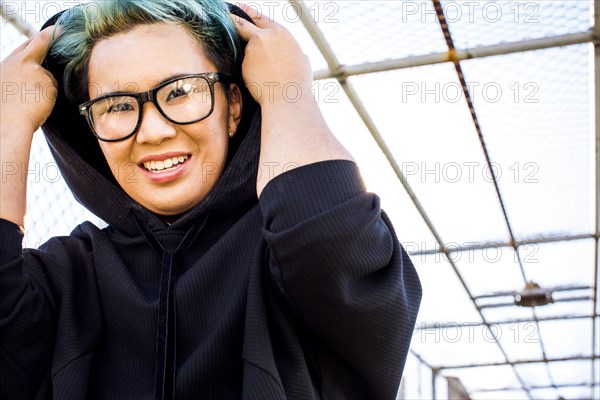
[142,155,189,173]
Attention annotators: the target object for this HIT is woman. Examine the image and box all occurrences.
[0,1,421,399]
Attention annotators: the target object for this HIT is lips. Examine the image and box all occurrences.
[136,153,192,183]
[143,155,189,172]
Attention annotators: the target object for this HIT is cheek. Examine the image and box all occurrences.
[98,142,133,181]
[197,109,230,148]
[99,141,130,161]
[201,125,229,163]
[214,89,233,121]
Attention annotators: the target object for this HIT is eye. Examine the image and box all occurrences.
[166,82,194,102]
[95,96,137,116]
[91,97,136,118]
[106,102,135,113]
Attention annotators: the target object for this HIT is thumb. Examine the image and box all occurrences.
[24,25,57,65]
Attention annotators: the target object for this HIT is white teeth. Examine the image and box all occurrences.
[143,155,188,172]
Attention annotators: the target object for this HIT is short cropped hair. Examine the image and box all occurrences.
[50,0,242,102]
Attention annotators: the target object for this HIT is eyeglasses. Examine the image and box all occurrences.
[78,72,231,142]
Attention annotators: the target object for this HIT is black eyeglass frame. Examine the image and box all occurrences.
[78,72,232,142]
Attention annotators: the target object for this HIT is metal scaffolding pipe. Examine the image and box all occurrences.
[473,285,592,300]
[472,382,599,393]
[477,296,592,309]
[591,0,600,395]
[438,355,600,370]
[409,233,594,256]
[314,31,595,81]
[416,313,595,331]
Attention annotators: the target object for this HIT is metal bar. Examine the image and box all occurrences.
[0,0,37,38]
[431,368,438,400]
[416,314,595,330]
[591,1,600,396]
[409,349,436,370]
[409,233,595,256]
[313,31,595,81]
[405,349,435,399]
[478,296,592,309]
[438,355,600,370]
[417,362,422,400]
[473,382,599,393]
[473,285,592,300]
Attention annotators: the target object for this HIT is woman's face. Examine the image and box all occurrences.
[87,22,241,216]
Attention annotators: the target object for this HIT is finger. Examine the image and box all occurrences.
[231,14,260,42]
[23,25,57,65]
[235,2,273,29]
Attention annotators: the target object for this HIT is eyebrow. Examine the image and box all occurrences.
[89,72,198,97]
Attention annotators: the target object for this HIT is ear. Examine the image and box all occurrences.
[227,83,243,135]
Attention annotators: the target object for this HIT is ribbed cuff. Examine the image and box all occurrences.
[259,160,366,232]
[0,219,24,265]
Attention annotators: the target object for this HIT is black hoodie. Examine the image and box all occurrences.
[0,5,422,400]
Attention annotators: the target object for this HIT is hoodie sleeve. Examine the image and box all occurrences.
[0,218,100,399]
[0,218,56,396]
[259,160,422,400]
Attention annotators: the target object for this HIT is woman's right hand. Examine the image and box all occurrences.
[0,26,58,137]
[1,26,59,228]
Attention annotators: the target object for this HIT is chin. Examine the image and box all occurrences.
[140,192,207,217]
[145,202,194,217]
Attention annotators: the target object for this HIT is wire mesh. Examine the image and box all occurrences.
[411,255,483,324]
[514,362,554,389]
[442,0,593,49]
[455,247,523,298]
[481,305,535,324]
[350,65,512,245]
[496,321,544,362]
[548,359,594,391]
[539,319,593,359]
[1,18,104,248]
[314,79,439,248]
[460,43,593,240]
[309,0,448,66]
[412,323,509,367]
[522,238,595,288]
[23,132,106,248]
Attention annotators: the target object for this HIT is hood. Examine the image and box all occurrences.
[40,4,260,236]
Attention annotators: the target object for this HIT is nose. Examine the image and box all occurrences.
[135,102,177,145]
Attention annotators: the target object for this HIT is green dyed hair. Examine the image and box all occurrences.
[50,0,242,102]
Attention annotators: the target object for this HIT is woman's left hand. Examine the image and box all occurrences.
[232,3,313,107]
[232,2,354,196]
